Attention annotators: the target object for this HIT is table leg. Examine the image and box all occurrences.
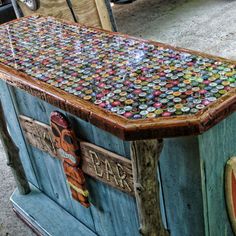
[131,139,169,236]
[0,100,30,195]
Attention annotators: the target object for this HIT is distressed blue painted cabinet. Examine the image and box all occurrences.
[0,16,236,236]
[0,82,140,236]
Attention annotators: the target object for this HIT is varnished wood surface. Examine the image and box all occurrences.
[0,16,236,140]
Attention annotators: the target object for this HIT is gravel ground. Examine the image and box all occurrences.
[0,0,236,235]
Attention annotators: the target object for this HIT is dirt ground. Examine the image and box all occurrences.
[0,0,236,235]
[113,0,236,60]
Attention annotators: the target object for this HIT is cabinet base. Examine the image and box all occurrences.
[10,185,97,236]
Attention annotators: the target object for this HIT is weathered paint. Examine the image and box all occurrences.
[11,86,140,236]
[11,184,97,236]
[0,80,38,186]
[160,137,205,236]
[198,112,236,236]
[18,115,134,194]
[2,80,236,235]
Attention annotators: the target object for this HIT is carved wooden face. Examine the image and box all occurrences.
[63,161,90,208]
[50,111,90,207]
[50,111,80,166]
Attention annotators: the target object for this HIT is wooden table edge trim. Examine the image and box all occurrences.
[0,65,236,140]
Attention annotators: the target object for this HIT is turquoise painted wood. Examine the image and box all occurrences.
[0,80,38,187]
[159,113,236,236]
[198,112,236,236]
[11,184,97,236]
[10,86,140,236]
[2,82,236,236]
[160,137,205,236]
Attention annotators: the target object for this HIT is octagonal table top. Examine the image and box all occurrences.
[0,15,235,140]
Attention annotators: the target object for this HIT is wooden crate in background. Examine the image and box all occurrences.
[17,0,116,31]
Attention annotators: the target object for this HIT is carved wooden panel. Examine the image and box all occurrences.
[19,115,134,194]
[19,115,56,158]
[81,142,133,194]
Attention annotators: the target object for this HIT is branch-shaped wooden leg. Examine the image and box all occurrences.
[0,100,30,195]
[131,139,169,236]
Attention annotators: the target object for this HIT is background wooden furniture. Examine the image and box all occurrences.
[13,0,116,31]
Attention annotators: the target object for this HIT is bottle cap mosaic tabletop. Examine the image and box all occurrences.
[0,15,235,140]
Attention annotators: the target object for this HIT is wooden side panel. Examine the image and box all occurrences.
[17,116,134,194]
[0,80,38,187]
[13,87,139,235]
[86,125,140,236]
[11,87,96,231]
[11,184,97,236]
[198,112,236,236]
[67,113,139,235]
[159,136,205,236]
[27,147,56,199]
[17,0,75,21]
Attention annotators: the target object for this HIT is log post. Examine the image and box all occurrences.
[131,139,169,236]
[0,100,30,195]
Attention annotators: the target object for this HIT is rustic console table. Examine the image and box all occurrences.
[0,15,236,236]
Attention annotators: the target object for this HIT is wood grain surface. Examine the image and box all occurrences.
[81,142,133,194]
[7,85,139,235]
[198,112,236,236]
[19,115,134,194]
[131,139,169,236]
[17,0,114,30]
[11,184,97,236]
[0,80,39,187]
[17,0,75,21]
[0,101,30,195]
[159,136,205,236]
[94,0,113,30]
